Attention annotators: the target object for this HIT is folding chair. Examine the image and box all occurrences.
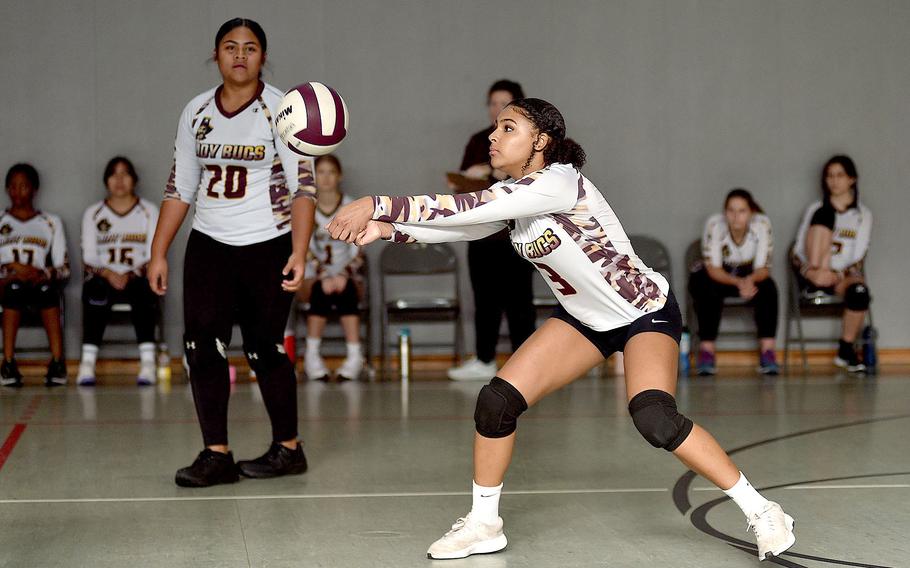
[379,242,463,379]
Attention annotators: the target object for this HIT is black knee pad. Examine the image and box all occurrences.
[844,283,870,311]
[82,276,111,306]
[184,334,230,375]
[474,377,528,438]
[243,339,291,375]
[628,390,693,451]
[809,204,836,230]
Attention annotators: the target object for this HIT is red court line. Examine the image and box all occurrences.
[0,424,27,472]
[0,394,44,473]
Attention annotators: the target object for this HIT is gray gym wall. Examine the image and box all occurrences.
[1,0,907,358]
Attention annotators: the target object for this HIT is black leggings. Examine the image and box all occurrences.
[467,238,536,363]
[688,269,778,341]
[183,230,297,447]
[82,276,158,346]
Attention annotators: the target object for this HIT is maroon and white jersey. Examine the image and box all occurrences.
[0,210,69,279]
[81,199,158,275]
[794,200,872,272]
[307,194,363,280]
[373,163,669,332]
[701,213,773,276]
[164,81,316,246]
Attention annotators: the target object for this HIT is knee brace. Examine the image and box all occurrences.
[184,334,230,376]
[474,377,528,438]
[809,204,836,230]
[628,390,693,451]
[243,339,292,375]
[82,276,111,306]
[844,283,870,311]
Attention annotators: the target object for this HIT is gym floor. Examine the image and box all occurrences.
[1,370,908,567]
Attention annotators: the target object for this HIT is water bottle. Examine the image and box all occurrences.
[679,327,691,377]
[399,328,411,382]
[861,325,877,373]
[156,344,171,384]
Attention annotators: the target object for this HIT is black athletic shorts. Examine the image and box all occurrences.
[308,278,360,317]
[551,291,683,359]
[1,280,60,311]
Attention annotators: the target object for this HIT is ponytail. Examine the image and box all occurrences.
[552,137,586,169]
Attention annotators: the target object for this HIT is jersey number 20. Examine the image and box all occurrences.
[205,165,247,199]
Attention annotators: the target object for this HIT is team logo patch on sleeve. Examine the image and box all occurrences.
[97,219,111,233]
[195,117,213,141]
[0,224,11,236]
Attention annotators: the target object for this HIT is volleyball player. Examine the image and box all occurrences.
[78,156,160,386]
[0,163,69,387]
[446,79,535,381]
[328,99,796,561]
[794,155,872,373]
[299,154,365,382]
[148,18,316,487]
[689,189,780,376]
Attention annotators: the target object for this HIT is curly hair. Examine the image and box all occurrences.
[505,98,586,171]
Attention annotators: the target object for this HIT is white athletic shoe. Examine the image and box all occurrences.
[748,502,795,561]
[137,361,157,386]
[336,353,364,381]
[77,362,96,386]
[426,513,507,560]
[305,352,330,381]
[447,357,497,381]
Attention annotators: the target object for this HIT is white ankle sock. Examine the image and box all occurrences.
[471,480,502,524]
[346,342,362,359]
[723,472,769,517]
[81,344,99,367]
[306,337,321,354]
[139,342,156,366]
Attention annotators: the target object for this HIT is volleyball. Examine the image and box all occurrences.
[275,82,349,156]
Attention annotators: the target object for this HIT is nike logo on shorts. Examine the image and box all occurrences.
[652,319,668,324]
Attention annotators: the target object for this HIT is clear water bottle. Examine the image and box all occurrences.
[156,344,171,384]
[679,327,691,377]
[861,325,877,373]
[399,328,411,382]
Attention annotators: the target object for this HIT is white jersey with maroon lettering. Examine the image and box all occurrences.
[0,210,69,279]
[374,163,669,332]
[81,198,158,275]
[164,81,316,246]
[794,200,872,272]
[307,194,363,280]
[701,212,773,276]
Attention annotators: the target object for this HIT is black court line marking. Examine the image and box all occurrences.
[672,413,910,567]
[673,413,910,514]
[0,394,44,473]
[690,472,909,568]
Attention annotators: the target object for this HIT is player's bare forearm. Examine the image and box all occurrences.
[290,197,315,257]
[151,200,190,259]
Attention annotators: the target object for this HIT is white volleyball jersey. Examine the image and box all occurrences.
[375,163,669,332]
[794,200,872,272]
[164,81,316,246]
[81,198,158,275]
[701,213,773,276]
[307,194,363,280]
[0,210,69,279]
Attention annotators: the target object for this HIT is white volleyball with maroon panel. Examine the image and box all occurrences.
[275,82,349,156]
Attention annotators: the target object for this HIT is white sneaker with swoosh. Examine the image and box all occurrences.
[427,512,507,559]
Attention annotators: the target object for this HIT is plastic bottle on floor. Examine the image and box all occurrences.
[399,328,411,382]
[679,327,691,377]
